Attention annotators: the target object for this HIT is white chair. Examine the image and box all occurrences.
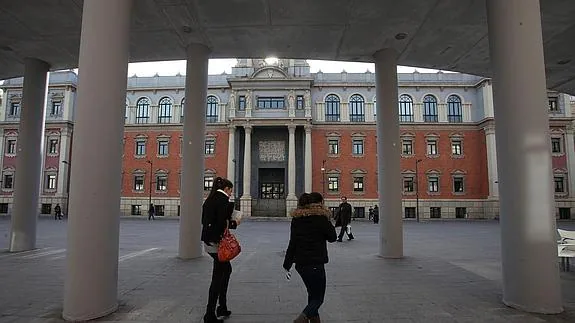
[557,229,575,271]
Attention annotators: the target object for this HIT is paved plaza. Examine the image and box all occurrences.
[1,218,575,322]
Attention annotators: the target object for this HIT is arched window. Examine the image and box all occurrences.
[125,99,130,122]
[447,95,463,123]
[399,95,414,122]
[180,98,185,122]
[373,97,377,117]
[325,94,340,122]
[206,96,219,123]
[136,98,150,124]
[423,95,438,122]
[158,97,172,124]
[349,94,365,122]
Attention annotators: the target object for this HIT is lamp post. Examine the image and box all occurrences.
[146,160,153,210]
[415,159,422,222]
[62,160,71,215]
[321,159,326,195]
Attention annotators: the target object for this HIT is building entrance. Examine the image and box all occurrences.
[252,168,286,217]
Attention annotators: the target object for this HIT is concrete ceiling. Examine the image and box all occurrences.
[1,0,575,94]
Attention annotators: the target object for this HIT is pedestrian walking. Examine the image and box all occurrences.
[336,196,354,241]
[201,177,240,323]
[54,204,62,220]
[148,203,155,220]
[373,205,379,224]
[283,192,337,323]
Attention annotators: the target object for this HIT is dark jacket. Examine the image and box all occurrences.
[201,191,237,244]
[337,202,352,227]
[283,203,337,270]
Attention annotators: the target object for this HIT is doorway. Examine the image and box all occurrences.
[252,168,286,217]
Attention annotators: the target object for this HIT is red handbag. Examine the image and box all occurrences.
[218,228,241,262]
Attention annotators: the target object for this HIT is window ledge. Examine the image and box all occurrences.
[402,154,415,158]
[205,154,215,158]
[1,188,14,193]
[157,155,169,158]
[134,155,147,159]
[453,192,466,196]
[4,154,16,158]
[552,153,565,157]
[132,190,145,194]
[428,192,441,196]
[327,191,340,195]
[352,154,364,158]
[403,191,415,195]
[555,192,568,197]
[352,191,365,195]
[327,154,340,158]
[155,190,168,194]
[426,154,440,159]
[451,154,465,159]
[47,153,59,157]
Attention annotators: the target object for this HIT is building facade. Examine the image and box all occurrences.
[2,59,575,219]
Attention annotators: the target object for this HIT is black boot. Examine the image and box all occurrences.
[216,306,232,318]
[203,312,223,323]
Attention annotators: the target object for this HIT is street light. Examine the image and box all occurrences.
[146,160,153,212]
[62,160,71,215]
[415,159,422,222]
[321,159,326,195]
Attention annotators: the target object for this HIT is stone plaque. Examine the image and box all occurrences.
[259,141,285,162]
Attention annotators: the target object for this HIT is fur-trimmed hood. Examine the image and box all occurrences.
[290,203,332,218]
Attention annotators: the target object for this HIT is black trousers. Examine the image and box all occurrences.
[338,224,354,240]
[295,264,326,317]
[206,252,232,312]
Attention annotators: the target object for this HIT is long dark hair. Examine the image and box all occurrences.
[308,192,324,204]
[298,193,311,208]
[208,176,233,199]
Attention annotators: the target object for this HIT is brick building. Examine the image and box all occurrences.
[2,59,574,219]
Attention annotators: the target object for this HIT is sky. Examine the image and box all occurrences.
[126,59,441,77]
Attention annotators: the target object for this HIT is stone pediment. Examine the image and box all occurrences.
[251,67,289,79]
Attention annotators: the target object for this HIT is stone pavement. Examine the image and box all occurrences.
[1,218,575,322]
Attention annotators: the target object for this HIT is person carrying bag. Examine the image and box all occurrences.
[201,177,241,323]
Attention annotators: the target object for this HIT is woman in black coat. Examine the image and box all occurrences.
[283,192,337,323]
[201,177,239,323]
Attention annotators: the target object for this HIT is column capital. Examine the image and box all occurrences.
[484,124,496,135]
[288,124,296,133]
[228,124,236,131]
[304,124,312,133]
[566,122,575,135]
[244,124,252,134]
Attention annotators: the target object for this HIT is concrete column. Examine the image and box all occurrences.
[304,125,313,192]
[486,0,562,313]
[227,125,235,188]
[413,103,423,122]
[9,58,49,252]
[485,125,499,198]
[62,0,132,320]
[373,49,403,258]
[565,123,575,199]
[287,125,296,199]
[179,43,210,260]
[240,125,252,216]
[438,103,448,122]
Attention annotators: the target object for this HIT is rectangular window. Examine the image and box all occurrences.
[353,177,364,192]
[155,205,165,216]
[156,175,167,191]
[451,140,462,155]
[48,139,58,154]
[135,141,146,156]
[430,207,441,218]
[405,207,416,219]
[134,175,144,191]
[402,139,413,155]
[328,176,339,192]
[352,139,364,155]
[551,138,562,153]
[456,207,467,219]
[0,203,8,214]
[238,96,246,110]
[453,177,464,193]
[131,205,142,215]
[549,97,559,112]
[428,176,439,192]
[41,203,52,215]
[45,174,57,190]
[555,176,565,193]
[6,140,16,155]
[205,138,216,155]
[353,207,365,218]
[403,177,414,192]
[9,102,20,116]
[296,95,304,109]
[260,183,285,199]
[328,139,339,155]
[3,174,14,189]
[158,141,169,156]
[427,140,438,155]
[51,101,62,116]
[559,207,571,220]
[204,176,214,191]
[257,97,285,109]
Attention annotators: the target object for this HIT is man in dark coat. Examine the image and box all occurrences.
[372,205,379,224]
[336,196,354,242]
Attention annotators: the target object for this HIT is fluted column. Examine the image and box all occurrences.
[487,0,562,313]
[63,0,133,320]
[240,125,252,216]
[227,125,236,193]
[304,125,313,192]
[9,58,50,252]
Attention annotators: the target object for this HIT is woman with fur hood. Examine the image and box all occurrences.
[283,192,338,323]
